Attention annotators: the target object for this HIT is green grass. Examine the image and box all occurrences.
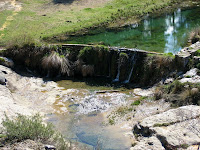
[0,10,13,28]
[131,100,141,106]
[0,0,185,46]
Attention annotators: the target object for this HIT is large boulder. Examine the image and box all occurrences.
[133,105,200,149]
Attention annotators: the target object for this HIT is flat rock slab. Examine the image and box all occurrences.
[130,136,165,150]
[155,118,200,147]
[133,105,200,149]
[140,105,200,127]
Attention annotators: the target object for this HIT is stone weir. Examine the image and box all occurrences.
[1,43,198,86]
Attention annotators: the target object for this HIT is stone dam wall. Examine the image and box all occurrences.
[1,42,200,86]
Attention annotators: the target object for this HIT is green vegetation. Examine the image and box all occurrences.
[131,100,140,106]
[0,0,192,46]
[108,117,115,125]
[195,49,200,56]
[180,144,189,149]
[1,114,68,149]
[0,57,5,63]
[0,10,12,29]
[116,106,133,115]
[163,52,175,58]
[154,80,200,106]
[119,52,128,59]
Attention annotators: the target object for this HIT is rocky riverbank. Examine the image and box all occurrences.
[132,105,200,150]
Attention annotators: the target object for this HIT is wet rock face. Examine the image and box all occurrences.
[132,105,200,149]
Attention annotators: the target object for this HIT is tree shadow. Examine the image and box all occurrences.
[52,0,75,4]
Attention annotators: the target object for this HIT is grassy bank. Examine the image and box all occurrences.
[0,10,13,28]
[0,0,199,46]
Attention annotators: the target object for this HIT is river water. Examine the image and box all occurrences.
[47,79,134,150]
[65,7,200,54]
[46,7,200,150]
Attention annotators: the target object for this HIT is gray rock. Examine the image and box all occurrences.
[179,68,200,83]
[138,105,200,128]
[45,145,56,150]
[164,78,174,84]
[0,74,6,85]
[133,105,200,149]
[183,68,199,77]
[131,136,165,150]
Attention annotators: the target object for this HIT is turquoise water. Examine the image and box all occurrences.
[66,7,200,53]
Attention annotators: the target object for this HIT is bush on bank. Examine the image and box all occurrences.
[1,114,68,150]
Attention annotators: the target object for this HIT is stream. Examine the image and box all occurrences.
[66,7,200,54]
[45,7,200,150]
[46,79,133,150]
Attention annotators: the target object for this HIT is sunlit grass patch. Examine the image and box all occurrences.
[0,0,182,46]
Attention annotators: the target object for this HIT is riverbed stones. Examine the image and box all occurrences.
[132,105,200,149]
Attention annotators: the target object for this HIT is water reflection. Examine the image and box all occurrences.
[66,7,200,53]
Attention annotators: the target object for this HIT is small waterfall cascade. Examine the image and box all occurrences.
[123,53,137,83]
[113,57,121,82]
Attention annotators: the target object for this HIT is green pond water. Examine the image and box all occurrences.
[66,7,200,54]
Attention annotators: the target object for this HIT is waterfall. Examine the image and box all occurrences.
[113,58,121,82]
[123,53,136,83]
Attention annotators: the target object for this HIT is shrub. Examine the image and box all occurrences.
[1,114,68,150]
[164,80,184,94]
[2,114,54,142]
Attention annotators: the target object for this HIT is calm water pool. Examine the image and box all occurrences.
[66,7,200,53]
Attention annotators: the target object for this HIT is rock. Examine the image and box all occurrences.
[133,87,155,97]
[0,57,14,68]
[131,136,165,150]
[133,105,200,149]
[187,145,200,150]
[191,88,199,95]
[138,105,200,128]
[164,78,174,84]
[155,118,200,148]
[179,68,200,83]
[0,74,6,85]
[45,145,56,150]
[183,68,199,77]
